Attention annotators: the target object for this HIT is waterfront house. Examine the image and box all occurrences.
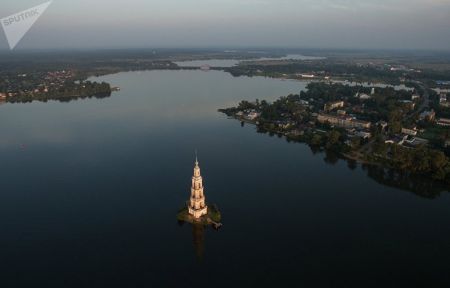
[246,111,260,120]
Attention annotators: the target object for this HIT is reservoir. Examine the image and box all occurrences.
[0,69,449,287]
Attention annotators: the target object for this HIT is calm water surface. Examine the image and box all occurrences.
[0,70,449,287]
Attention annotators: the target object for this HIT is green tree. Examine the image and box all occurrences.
[310,134,323,146]
[326,130,341,149]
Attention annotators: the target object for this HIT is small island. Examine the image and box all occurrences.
[177,204,221,227]
[177,156,222,229]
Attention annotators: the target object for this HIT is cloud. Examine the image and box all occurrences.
[2,0,450,50]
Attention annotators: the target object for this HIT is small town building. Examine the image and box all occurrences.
[356,131,372,140]
[299,100,309,106]
[440,101,450,108]
[400,100,415,110]
[437,118,450,127]
[246,111,260,120]
[403,137,429,148]
[401,127,418,136]
[439,93,450,107]
[385,135,408,145]
[419,110,436,122]
[317,113,371,129]
[377,121,388,132]
[324,101,344,112]
[359,93,371,100]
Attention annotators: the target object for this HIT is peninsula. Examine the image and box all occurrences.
[220,82,450,186]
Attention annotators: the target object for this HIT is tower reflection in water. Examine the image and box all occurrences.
[192,224,205,260]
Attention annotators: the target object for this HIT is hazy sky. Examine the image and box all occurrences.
[1,0,449,50]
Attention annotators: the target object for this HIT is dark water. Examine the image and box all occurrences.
[0,70,449,288]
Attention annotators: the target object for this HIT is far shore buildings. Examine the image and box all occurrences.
[296,74,315,78]
[317,113,371,129]
[188,157,208,219]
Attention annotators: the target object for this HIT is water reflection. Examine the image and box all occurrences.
[178,220,218,261]
[361,164,447,199]
[5,93,111,104]
[254,125,448,197]
[192,224,205,260]
[323,150,339,165]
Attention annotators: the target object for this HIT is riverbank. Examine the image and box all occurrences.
[228,113,374,165]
